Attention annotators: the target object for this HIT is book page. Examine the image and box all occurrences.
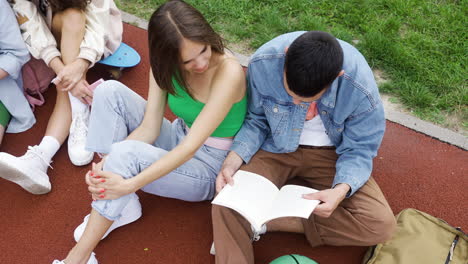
[212,170,279,231]
[263,185,320,224]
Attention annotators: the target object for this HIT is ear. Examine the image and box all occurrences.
[284,46,289,53]
[337,70,345,77]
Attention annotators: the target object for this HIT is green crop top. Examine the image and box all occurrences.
[167,78,247,137]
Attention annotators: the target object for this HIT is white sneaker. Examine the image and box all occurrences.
[210,224,267,256]
[68,107,94,166]
[0,146,51,194]
[52,252,98,264]
[74,196,142,242]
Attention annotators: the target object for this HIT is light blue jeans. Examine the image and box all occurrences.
[86,80,228,220]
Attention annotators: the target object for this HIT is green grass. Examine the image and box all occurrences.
[116,0,467,130]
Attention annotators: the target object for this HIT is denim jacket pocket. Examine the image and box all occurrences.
[263,99,291,136]
[323,115,345,144]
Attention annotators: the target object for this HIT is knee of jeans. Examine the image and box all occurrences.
[105,140,141,166]
[93,80,125,102]
[104,140,164,177]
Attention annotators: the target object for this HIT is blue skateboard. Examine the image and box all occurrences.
[97,42,141,79]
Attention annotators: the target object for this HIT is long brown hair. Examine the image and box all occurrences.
[48,0,90,12]
[148,0,225,95]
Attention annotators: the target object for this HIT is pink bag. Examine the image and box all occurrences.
[22,57,55,111]
[84,78,104,105]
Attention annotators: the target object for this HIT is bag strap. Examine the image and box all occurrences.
[22,62,46,111]
[410,209,467,264]
[24,93,45,111]
[23,63,40,92]
[444,227,464,264]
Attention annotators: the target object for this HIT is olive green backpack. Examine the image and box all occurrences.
[362,208,468,264]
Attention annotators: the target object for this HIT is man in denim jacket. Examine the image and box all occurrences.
[212,31,396,263]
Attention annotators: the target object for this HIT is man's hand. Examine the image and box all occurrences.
[55,58,89,91]
[215,151,244,193]
[303,183,350,218]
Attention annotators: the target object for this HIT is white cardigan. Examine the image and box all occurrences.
[11,0,123,67]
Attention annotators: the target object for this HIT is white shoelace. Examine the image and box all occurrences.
[69,112,89,146]
[21,146,53,169]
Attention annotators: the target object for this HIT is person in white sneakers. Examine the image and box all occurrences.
[0,0,122,195]
[53,0,247,263]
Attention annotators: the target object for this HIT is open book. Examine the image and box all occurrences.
[212,170,320,232]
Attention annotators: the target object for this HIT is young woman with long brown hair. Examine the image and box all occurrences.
[53,0,247,263]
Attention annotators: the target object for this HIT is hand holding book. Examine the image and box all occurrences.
[212,170,320,232]
[301,183,350,218]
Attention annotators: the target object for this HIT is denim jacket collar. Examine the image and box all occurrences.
[320,78,338,108]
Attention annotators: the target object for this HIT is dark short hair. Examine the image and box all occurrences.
[148,0,225,95]
[285,31,343,98]
[48,0,90,12]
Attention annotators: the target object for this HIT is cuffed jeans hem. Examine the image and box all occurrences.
[302,215,324,247]
[91,201,120,221]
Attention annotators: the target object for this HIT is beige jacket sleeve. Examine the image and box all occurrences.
[11,0,60,66]
[80,0,123,67]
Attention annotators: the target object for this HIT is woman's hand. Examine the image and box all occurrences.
[86,161,135,201]
[70,79,93,104]
[55,58,89,91]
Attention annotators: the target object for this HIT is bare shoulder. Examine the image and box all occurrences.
[216,53,245,78]
[214,53,245,84]
[211,55,246,102]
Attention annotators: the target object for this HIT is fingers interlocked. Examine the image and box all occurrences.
[86,162,107,200]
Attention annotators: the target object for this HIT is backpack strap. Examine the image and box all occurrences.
[22,61,46,111]
[24,92,45,111]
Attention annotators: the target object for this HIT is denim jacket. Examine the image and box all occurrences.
[231,32,385,196]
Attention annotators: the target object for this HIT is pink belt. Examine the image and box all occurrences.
[204,136,233,150]
[185,124,233,150]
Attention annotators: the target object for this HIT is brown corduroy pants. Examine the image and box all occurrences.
[212,148,396,264]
